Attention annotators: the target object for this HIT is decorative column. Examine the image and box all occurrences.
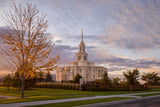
[82,66,86,83]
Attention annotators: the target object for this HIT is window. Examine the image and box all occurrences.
[98,70,100,77]
[93,74,95,78]
[78,56,81,60]
[79,69,82,73]
[84,56,86,60]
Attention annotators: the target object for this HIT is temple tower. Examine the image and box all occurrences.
[76,29,88,61]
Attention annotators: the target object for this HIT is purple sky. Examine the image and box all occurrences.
[0,0,160,77]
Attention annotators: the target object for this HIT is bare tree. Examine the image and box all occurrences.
[0,2,59,98]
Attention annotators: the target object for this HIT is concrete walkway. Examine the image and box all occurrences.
[0,92,160,107]
[76,95,160,107]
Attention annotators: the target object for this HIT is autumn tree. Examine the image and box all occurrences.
[141,72,160,86]
[0,2,59,98]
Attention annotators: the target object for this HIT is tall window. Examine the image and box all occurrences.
[98,70,100,77]
[93,70,95,78]
[79,69,82,73]
[78,56,81,60]
[79,69,82,75]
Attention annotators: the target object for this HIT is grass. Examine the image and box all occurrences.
[0,95,89,104]
[137,93,160,97]
[28,97,132,107]
[1,87,159,97]
[0,86,160,104]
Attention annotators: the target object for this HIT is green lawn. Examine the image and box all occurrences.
[28,97,132,107]
[137,93,160,97]
[0,95,90,104]
[0,87,160,104]
[0,87,159,97]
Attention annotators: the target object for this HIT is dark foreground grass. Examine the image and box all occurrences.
[28,97,132,107]
[137,93,160,97]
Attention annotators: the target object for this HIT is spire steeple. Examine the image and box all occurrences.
[76,29,88,61]
[82,28,83,41]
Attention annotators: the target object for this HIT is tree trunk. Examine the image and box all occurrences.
[21,73,25,98]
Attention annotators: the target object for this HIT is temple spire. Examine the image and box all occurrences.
[77,29,88,61]
[82,28,83,41]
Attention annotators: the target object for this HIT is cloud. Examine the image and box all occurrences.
[99,0,160,49]
[51,45,76,65]
[50,44,160,71]
[39,0,160,50]
[86,47,160,71]
[0,0,160,77]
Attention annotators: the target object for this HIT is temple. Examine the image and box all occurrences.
[56,29,108,82]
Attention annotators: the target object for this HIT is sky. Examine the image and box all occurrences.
[0,0,160,78]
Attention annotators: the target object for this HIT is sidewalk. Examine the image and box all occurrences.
[0,92,160,107]
[76,95,160,107]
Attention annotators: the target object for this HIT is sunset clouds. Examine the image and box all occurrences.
[0,0,160,77]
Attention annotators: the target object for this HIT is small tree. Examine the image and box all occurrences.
[3,74,12,90]
[102,71,111,85]
[46,71,52,82]
[123,69,140,86]
[141,72,160,86]
[120,79,128,86]
[73,73,82,83]
[112,77,120,85]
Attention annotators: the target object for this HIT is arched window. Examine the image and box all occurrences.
[98,70,100,77]
[78,56,81,60]
[79,69,82,73]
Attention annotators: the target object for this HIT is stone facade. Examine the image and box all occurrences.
[56,30,108,83]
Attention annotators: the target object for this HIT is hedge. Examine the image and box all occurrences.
[81,84,150,91]
[36,82,79,90]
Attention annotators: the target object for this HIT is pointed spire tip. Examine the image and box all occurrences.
[82,28,83,41]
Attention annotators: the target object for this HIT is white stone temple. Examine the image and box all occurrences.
[56,29,108,83]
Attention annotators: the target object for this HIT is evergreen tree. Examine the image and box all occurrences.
[73,73,82,83]
[102,71,112,85]
[39,71,44,82]
[46,71,52,82]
